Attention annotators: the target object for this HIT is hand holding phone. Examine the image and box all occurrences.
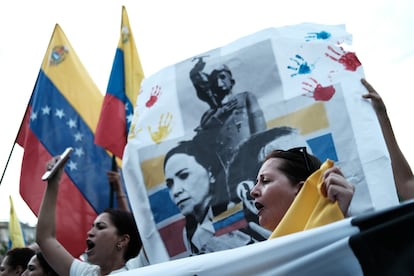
[41,147,73,181]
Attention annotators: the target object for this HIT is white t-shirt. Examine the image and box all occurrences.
[70,249,149,275]
[70,259,101,276]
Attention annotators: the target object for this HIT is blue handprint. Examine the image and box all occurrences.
[305,31,331,42]
[287,54,313,77]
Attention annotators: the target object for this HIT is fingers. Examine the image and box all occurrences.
[321,167,343,194]
[361,78,378,98]
[360,78,386,112]
[322,167,351,200]
[321,167,355,216]
[324,176,353,202]
[107,171,122,192]
[44,155,67,183]
[107,171,120,182]
[45,156,60,171]
[361,78,376,93]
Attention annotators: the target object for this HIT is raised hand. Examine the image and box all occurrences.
[361,78,386,113]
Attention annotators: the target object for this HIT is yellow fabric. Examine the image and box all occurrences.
[8,195,25,248]
[269,159,344,239]
[41,24,103,132]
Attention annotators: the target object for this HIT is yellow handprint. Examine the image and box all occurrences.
[148,112,173,144]
[128,122,142,140]
[128,110,142,140]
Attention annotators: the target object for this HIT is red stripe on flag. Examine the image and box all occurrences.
[214,219,248,237]
[94,94,127,158]
[19,130,97,256]
[16,105,31,147]
[159,218,187,257]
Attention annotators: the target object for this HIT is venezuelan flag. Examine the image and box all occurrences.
[8,196,25,249]
[212,203,247,236]
[95,6,144,159]
[16,24,112,256]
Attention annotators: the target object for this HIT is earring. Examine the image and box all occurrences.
[117,243,122,250]
[208,171,216,183]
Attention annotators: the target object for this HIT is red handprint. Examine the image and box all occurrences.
[325,46,361,72]
[302,78,335,101]
[145,85,161,107]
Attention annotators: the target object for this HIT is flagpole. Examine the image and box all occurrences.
[0,99,31,187]
[109,154,117,208]
[0,143,17,186]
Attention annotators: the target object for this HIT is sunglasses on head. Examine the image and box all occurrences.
[277,147,314,175]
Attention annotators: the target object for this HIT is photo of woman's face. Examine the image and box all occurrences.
[165,153,211,216]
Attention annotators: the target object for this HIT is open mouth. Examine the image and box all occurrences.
[255,201,264,211]
[86,239,95,254]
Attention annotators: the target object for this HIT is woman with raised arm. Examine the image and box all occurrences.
[36,156,143,276]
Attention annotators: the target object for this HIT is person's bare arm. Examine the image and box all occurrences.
[361,78,414,200]
[36,156,74,276]
[107,171,131,212]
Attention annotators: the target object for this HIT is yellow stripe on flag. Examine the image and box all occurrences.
[213,202,244,222]
[120,6,144,106]
[40,24,103,133]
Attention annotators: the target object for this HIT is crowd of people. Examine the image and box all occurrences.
[2,76,413,274]
[0,245,59,276]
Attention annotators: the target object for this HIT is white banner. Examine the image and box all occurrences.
[123,22,398,263]
[121,218,363,275]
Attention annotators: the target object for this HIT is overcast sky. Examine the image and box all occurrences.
[1,0,413,225]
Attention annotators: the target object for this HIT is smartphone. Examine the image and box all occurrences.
[41,147,73,181]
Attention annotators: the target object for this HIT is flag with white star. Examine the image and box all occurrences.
[16,24,113,257]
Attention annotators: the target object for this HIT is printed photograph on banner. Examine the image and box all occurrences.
[122,23,398,266]
[134,66,363,258]
[174,39,282,131]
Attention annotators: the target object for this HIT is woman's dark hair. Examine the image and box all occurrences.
[4,247,34,270]
[163,140,218,175]
[226,126,299,201]
[103,208,142,261]
[264,147,322,184]
[36,251,58,276]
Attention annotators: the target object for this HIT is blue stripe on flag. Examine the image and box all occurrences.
[29,70,112,213]
[149,188,181,223]
[213,210,245,231]
[107,49,125,99]
[105,48,134,131]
